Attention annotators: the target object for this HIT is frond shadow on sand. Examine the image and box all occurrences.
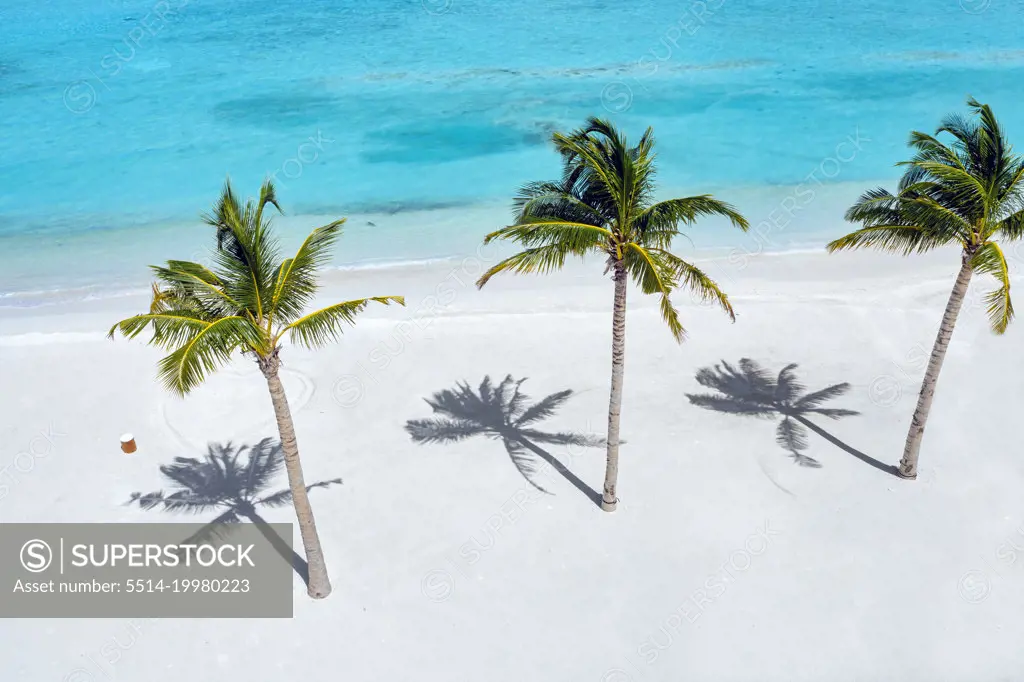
[127,439,343,586]
[686,358,898,477]
[405,375,606,508]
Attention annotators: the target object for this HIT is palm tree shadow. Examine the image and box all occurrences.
[686,359,899,477]
[127,439,343,587]
[405,375,606,508]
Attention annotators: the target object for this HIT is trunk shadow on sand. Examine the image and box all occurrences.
[127,439,342,588]
[686,358,899,478]
[405,375,607,508]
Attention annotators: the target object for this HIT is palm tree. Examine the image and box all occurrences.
[405,375,605,505]
[128,439,343,584]
[109,179,404,598]
[828,98,1024,479]
[475,118,749,511]
[685,359,885,471]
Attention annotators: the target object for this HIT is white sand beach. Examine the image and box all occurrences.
[1,245,1023,681]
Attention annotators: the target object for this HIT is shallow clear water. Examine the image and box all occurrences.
[2,0,1024,302]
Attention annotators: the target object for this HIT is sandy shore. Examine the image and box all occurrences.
[2,246,1023,681]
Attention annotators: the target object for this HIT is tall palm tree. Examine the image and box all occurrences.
[405,375,604,505]
[129,439,343,584]
[109,179,404,598]
[475,118,749,511]
[828,98,1024,479]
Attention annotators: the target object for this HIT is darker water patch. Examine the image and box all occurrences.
[291,198,475,216]
[360,119,546,165]
[211,92,340,129]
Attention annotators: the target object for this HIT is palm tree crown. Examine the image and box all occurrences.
[109,178,405,393]
[476,117,749,340]
[828,97,1024,333]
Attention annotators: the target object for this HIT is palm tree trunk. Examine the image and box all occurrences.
[898,256,973,479]
[260,352,332,598]
[601,261,628,511]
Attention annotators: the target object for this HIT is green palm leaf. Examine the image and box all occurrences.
[969,242,1015,333]
[476,243,581,288]
[270,219,345,323]
[623,243,684,341]
[282,296,405,348]
[155,316,263,395]
[651,248,735,321]
[826,225,945,255]
[477,117,747,344]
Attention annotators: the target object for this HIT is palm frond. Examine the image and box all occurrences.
[254,177,282,227]
[281,296,405,348]
[154,316,264,395]
[649,247,736,321]
[513,183,607,227]
[482,220,612,249]
[151,260,239,316]
[623,243,685,341]
[269,219,345,323]
[201,178,245,251]
[108,310,224,349]
[969,242,1014,333]
[634,195,749,246]
[996,209,1024,241]
[827,225,947,255]
[201,179,281,319]
[476,243,584,288]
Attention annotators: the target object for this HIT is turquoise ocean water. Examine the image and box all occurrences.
[2,0,1024,306]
